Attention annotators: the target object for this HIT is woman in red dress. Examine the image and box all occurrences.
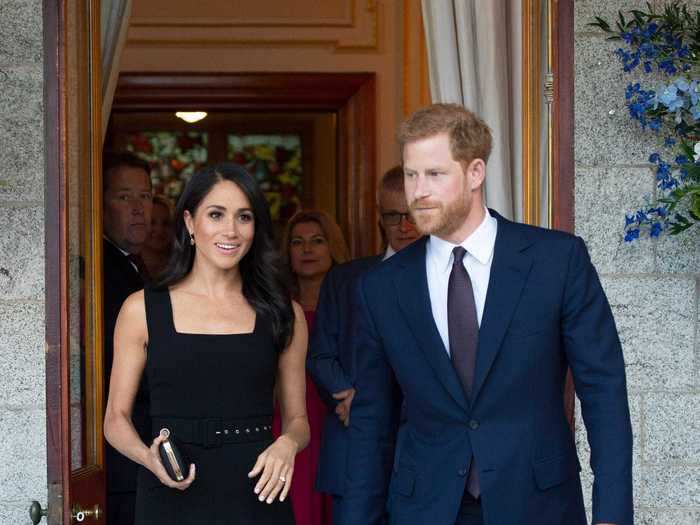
[274,210,350,525]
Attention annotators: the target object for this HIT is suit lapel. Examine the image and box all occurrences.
[394,238,468,412]
[471,213,534,403]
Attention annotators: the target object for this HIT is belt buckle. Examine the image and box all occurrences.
[203,418,223,448]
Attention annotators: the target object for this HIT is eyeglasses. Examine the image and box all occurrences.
[380,212,416,226]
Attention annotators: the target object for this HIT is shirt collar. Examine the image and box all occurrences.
[428,208,497,273]
[104,235,130,257]
[383,244,396,261]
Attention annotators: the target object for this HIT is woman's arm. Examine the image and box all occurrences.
[248,301,309,503]
[103,291,195,490]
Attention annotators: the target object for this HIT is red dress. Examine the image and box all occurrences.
[273,310,333,525]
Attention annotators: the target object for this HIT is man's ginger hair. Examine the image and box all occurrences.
[398,103,493,166]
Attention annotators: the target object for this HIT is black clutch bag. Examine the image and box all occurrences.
[158,428,188,482]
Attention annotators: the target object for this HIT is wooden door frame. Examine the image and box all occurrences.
[45,0,106,523]
[44,0,70,521]
[112,72,377,257]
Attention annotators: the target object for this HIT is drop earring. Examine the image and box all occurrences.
[189,232,195,245]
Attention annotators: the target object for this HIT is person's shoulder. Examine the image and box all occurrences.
[119,289,147,320]
[324,254,382,289]
[496,213,580,252]
[361,238,425,284]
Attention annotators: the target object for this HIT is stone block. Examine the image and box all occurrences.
[0,301,45,407]
[0,205,44,300]
[574,0,652,34]
[601,275,696,390]
[0,408,47,503]
[0,501,35,525]
[638,465,700,506]
[655,226,700,274]
[0,66,42,118]
[575,36,663,167]
[0,75,44,202]
[575,166,656,273]
[0,118,44,201]
[636,509,700,525]
[0,0,43,66]
[644,393,700,463]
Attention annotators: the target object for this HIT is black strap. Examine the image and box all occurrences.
[152,416,274,448]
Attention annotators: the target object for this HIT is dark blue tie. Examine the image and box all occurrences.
[448,246,480,498]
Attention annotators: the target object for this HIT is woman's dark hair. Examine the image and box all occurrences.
[155,162,294,351]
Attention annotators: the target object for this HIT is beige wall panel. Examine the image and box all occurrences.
[132,0,353,25]
[129,0,377,50]
[121,0,409,180]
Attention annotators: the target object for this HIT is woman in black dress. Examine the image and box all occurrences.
[104,163,309,524]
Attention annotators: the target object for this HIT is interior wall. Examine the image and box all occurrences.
[120,0,415,187]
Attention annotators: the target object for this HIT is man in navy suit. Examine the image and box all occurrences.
[308,166,419,521]
[341,104,632,525]
[102,152,153,525]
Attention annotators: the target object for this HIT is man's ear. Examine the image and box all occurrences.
[464,158,486,191]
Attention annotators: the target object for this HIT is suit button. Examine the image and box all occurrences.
[458,468,467,477]
[469,420,479,430]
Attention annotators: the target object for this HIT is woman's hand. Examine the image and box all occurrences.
[248,434,298,504]
[143,432,196,490]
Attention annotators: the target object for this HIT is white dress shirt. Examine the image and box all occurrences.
[383,244,397,261]
[426,208,498,356]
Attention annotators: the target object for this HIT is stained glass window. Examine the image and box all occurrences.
[126,131,208,203]
[227,134,303,224]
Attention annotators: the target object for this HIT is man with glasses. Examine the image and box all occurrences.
[307,166,418,520]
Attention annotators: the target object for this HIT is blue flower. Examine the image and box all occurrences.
[650,222,663,237]
[625,214,636,226]
[643,23,658,38]
[659,58,678,75]
[675,78,690,92]
[658,84,684,111]
[625,83,641,100]
[664,136,676,147]
[624,228,640,242]
[675,155,688,164]
[649,152,661,163]
[690,105,700,120]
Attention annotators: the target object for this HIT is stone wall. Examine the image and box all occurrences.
[0,0,47,523]
[575,1,700,523]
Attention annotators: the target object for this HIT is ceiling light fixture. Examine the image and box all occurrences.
[175,111,207,123]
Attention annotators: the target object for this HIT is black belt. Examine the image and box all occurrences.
[152,416,273,448]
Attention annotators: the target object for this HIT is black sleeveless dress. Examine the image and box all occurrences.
[135,288,295,525]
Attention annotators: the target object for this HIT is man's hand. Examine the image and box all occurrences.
[332,387,356,427]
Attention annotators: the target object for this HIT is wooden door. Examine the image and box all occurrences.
[45,0,106,523]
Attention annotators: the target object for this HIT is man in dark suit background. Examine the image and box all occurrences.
[307,166,419,521]
[340,104,632,525]
[102,152,153,525]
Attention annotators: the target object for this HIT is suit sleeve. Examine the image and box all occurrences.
[340,276,399,525]
[307,268,354,398]
[562,237,633,525]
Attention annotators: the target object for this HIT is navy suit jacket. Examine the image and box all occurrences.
[307,254,384,495]
[342,212,633,525]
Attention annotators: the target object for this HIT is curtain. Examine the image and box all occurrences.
[421,0,522,222]
[101,0,132,142]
